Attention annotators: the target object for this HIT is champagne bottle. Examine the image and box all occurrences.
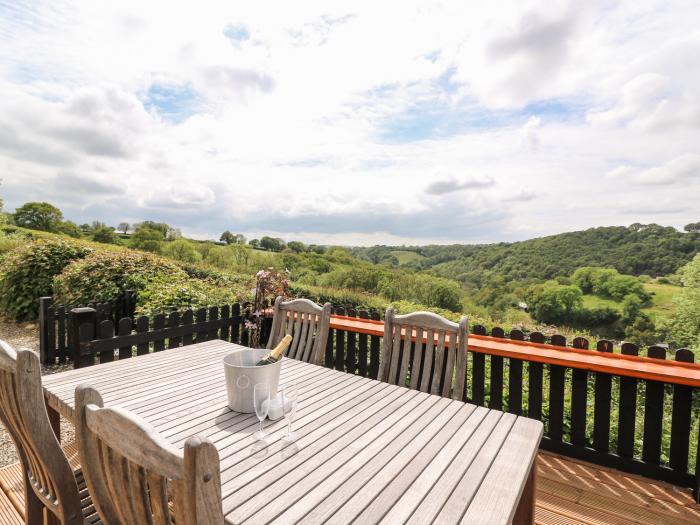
[255,335,293,366]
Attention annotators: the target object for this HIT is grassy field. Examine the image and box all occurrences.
[582,281,681,321]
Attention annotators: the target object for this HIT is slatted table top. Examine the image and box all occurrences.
[42,340,543,524]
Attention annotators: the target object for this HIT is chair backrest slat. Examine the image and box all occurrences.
[0,340,82,523]
[421,328,435,392]
[409,327,424,391]
[267,297,332,365]
[378,310,468,400]
[75,385,225,525]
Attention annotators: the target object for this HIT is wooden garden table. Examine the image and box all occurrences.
[42,340,543,524]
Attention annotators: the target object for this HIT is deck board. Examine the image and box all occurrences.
[535,451,699,525]
[0,447,697,524]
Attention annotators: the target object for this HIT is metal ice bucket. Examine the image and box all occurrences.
[222,348,282,413]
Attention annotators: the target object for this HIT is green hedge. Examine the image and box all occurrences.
[0,239,93,321]
[53,250,186,305]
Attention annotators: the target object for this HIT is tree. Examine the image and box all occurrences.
[13,202,64,231]
[287,241,306,253]
[117,222,130,234]
[684,222,700,233]
[230,243,250,266]
[131,226,164,253]
[621,294,642,326]
[57,220,83,238]
[233,233,246,244]
[526,282,583,324]
[248,238,260,248]
[162,239,202,263]
[133,221,179,240]
[260,236,286,252]
[92,226,119,244]
[220,230,236,244]
[663,253,700,350]
[625,315,657,346]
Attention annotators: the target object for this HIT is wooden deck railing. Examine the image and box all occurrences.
[64,302,700,501]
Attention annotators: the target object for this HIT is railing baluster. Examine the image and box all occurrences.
[369,311,381,379]
[593,340,613,453]
[642,345,667,465]
[670,348,694,472]
[193,308,206,343]
[617,342,639,459]
[153,314,166,351]
[56,305,65,362]
[346,308,357,374]
[358,310,369,377]
[98,320,115,363]
[182,309,194,346]
[39,297,54,365]
[135,316,149,355]
[548,335,567,442]
[508,330,524,415]
[325,323,335,369]
[230,304,240,344]
[489,328,504,411]
[117,317,132,359]
[168,312,181,349]
[570,337,589,446]
[527,332,545,421]
[334,307,346,372]
[208,306,219,340]
[220,305,230,342]
[471,325,486,406]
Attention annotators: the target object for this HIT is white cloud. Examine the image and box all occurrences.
[519,116,541,151]
[608,153,700,186]
[425,176,495,195]
[1,0,699,244]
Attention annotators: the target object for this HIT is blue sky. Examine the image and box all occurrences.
[0,1,699,244]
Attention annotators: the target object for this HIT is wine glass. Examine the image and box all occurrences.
[281,383,298,442]
[253,383,270,441]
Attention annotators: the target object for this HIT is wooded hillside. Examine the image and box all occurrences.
[353,224,700,283]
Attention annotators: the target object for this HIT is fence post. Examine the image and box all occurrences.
[70,307,96,369]
[38,296,53,365]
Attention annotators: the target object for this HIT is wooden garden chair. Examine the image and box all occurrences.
[377,309,468,400]
[0,340,96,524]
[74,385,224,525]
[267,297,331,365]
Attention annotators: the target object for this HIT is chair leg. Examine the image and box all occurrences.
[23,472,44,525]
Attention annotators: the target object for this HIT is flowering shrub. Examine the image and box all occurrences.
[244,267,290,348]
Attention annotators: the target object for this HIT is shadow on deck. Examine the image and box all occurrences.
[537,451,699,525]
[0,447,698,524]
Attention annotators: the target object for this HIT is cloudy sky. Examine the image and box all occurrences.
[1,1,699,245]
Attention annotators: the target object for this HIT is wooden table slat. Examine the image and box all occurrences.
[41,340,543,525]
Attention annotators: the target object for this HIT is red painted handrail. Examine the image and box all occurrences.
[328,314,700,388]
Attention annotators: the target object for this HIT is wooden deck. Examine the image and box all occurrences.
[536,451,699,525]
[1,448,697,524]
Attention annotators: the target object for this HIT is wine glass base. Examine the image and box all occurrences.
[253,431,268,441]
[281,431,298,442]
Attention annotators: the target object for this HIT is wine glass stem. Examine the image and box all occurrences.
[259,419,264,435]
